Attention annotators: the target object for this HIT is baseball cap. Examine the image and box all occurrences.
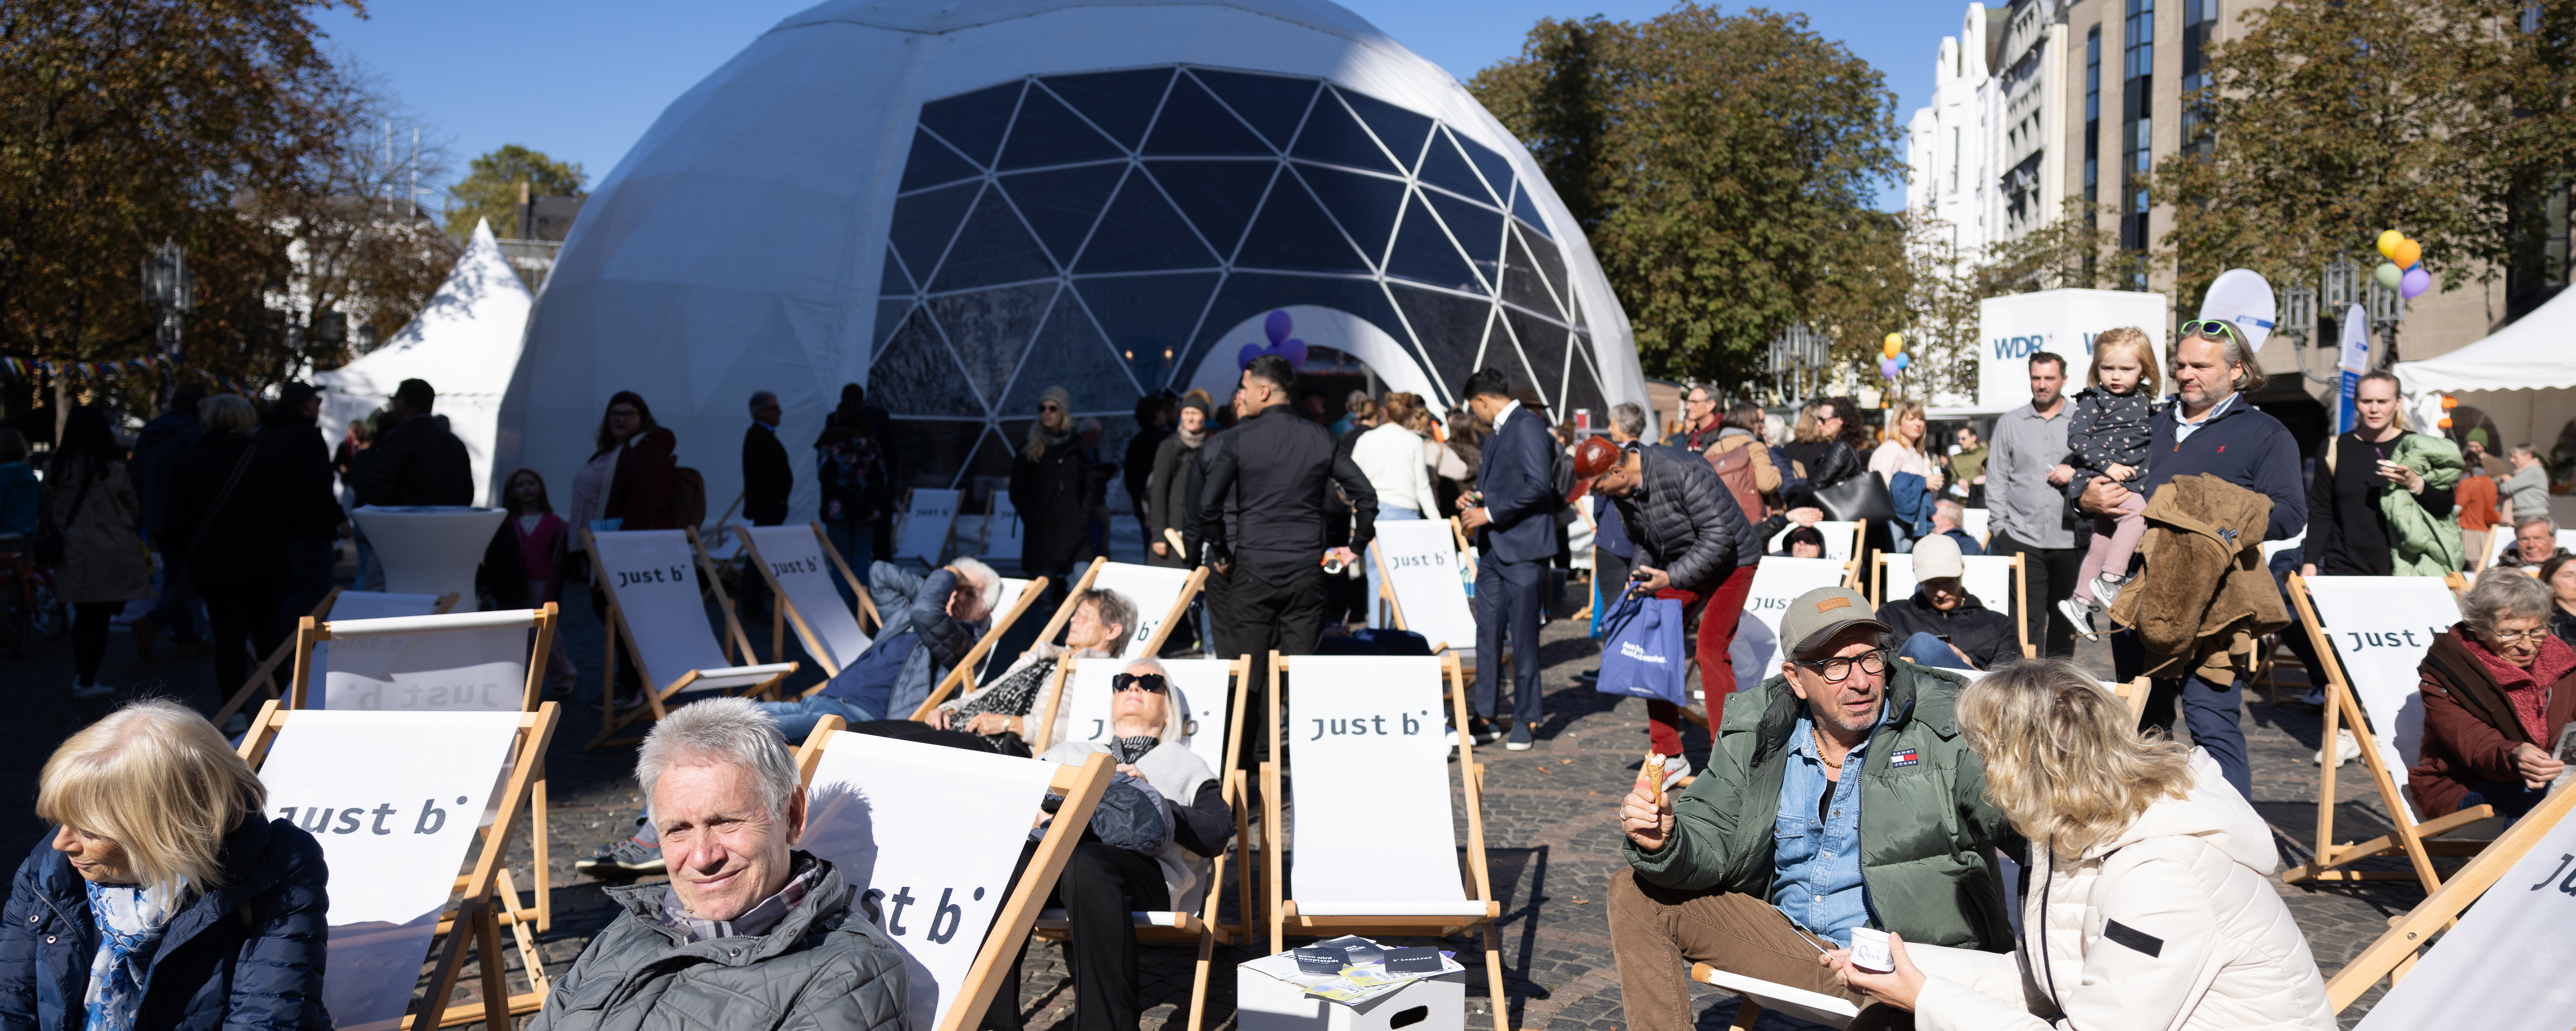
[1911,533,1965,581]
[1777,586,1892,660]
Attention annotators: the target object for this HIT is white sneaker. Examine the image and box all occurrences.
[2055,596,2101,641]
[1659,754,1693,791]
[70,680,112,701]
[2301,687,2328,708]
[2091,573,2128,609]
[2314,729,2362,767]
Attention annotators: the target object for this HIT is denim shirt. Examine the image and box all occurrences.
[1769,716,1875,946]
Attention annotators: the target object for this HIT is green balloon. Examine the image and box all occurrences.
[2375,262,2404,290]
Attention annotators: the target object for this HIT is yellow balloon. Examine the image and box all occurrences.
[1881,333,1903,359]
[2377,230,2403,259]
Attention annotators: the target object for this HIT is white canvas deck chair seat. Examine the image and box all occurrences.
[792,718,1114,1031]
[893,487,963,567]
[1684,556,1858,734]
[893,571,1048,713]
[237,701,561,1031]
[1871,551,2035,659]
[1264,652,1508,1031]
[584,527,795,749]
[2326,783,2576,1025]
[911,557,1194,718]
[1368,518,1478,662]
[1023,655,1254,1031]
[211,589,458,726]
[286,604,565,940]
[737,522,883,675]
[2286,573,2495,893]
[1768,521,1863,563]
[979,492,1024,564]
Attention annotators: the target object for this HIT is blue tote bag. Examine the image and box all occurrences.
[1595,593,1690,707]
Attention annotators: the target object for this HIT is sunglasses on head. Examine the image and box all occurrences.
[1111,673,1166,694]
[2177,319,2243,346]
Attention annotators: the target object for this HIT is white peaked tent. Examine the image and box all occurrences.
[315,220,533,507]
[2394,287,2576,482]
[496,0,1645,523]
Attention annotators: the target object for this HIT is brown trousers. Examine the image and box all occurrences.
[1609,867,1907,1030]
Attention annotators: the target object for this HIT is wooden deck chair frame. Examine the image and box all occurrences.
[1047,556,1207,658]
[2323,777,2576,1011]
[1022,654,1257,1031]
[1868,551,2034,659]
[284,604,562,934]
[236,701,562,1031]
[212,589,461,726]
[736,521,884,674]
[584,526,797,750]
[1264,651,1509,1031]
[2282,572,2493,893]
[894,572,1055,713]
[791,717,1114,1031]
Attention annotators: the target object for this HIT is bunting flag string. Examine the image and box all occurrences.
[0,353,255,394]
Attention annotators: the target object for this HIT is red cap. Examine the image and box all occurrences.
[1571,436,1622,480]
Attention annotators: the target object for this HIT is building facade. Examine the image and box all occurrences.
[1905,1,2067,262]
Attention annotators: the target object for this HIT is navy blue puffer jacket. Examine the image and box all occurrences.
[0,816,331,1031]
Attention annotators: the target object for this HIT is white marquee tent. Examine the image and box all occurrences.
[2395,285,2576,505]
[315,220,532,507]
[495,0,1644,523]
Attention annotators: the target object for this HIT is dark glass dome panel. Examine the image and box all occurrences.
[1147,160,1276,260]
[1425,190,1506,279]
[1340,90,1435,172]
[997,87,1126,170]
[872,309,983,416]
[1384,192,1483,293]
[1001,290,1139,414]
[1076,172,1218,274]
[880,246,914,297]
[1510,185,1551,240]
[1142,76,1272,157]
[1295,166,1405,262]
[1039,69,1174,150]
[927,187,1056,292]
[928,282,1053,407]
[918,81,1024,168]
[1457,132,1520,210]
[888,181,980,285]
[1231,172,1373,275]
[1289,91,1401,175]
[1388,285,1496,394]
[1417,128,1500,207]
[1185,272,1402,377]
[1078,272,1221,380]
[1001,164,1125,268]
[899,128,984,192]
[1190,69,1318,152]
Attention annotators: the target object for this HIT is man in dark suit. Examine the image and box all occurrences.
[1459,367,1556,750]
[362,378,473,507]
[742,390,792,526]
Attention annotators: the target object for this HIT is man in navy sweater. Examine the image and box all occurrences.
[2080,324,2304,798]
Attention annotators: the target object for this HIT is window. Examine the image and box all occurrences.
[2084,27,2101,205]
[2181,0,2217,152]
[1951,127,1962,194]
[2121,0,2154,253]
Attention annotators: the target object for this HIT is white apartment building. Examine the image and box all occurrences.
[1905,0,2069,261]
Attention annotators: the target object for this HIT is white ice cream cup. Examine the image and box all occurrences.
[1849,927,1893,974]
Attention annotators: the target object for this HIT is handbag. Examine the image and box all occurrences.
[1594,593,1690,707]
[1811,472,1897,523]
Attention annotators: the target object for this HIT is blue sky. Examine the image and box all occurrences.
[314,0,1962,214]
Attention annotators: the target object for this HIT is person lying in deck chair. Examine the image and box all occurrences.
[1609,585,2019,1030]
[981,657,1233,1031]
[577,558,1000,877]
[530,698,908,1031]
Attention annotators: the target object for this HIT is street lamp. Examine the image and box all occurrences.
[1768,324,1826,404]
[140,239,191,361]
[2279,278,2337,385]
[2321,255,2358,315]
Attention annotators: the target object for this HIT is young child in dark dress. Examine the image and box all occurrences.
[2055,328,2161,640]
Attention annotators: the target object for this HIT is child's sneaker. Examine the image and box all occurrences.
[2091,572,2129,610]
[2055,595,2101,641]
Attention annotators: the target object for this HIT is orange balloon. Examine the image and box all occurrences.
[2440,395,2459,410]
[2392,238,2422,269]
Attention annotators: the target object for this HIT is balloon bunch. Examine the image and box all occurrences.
[2375,230,2432,300]
[1236,309,1308,369]
[2437,393,2457,430]
[1877,333,1910,379]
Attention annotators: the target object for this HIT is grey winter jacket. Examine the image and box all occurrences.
[528,857,908,1031]
[1610,444,1758,594]
[869,562,992,719]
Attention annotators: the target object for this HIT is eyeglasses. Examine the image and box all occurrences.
[1111,673,1167,694]
[1039,403,1063,412]
[2486,628,2551,644]
[2177,320,2243,348]
[1792,648,1888,684]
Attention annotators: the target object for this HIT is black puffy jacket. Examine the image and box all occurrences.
[1610,445,1757,594]
[1878,589,2019,669]
[162,433,294,590]
[362,415,473,508]
[0,816,331,1031]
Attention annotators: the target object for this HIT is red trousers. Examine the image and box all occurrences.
[1644,563,1759,757]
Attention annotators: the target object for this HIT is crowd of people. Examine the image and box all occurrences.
[4,315,2563,1031]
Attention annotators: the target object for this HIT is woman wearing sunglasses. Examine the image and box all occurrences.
[982,658,1233,1031]
[2407,569,2576,820]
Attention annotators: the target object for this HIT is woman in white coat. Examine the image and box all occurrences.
[1826,658,2334,1030]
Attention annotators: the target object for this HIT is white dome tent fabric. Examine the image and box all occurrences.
[314,219,533,506]
[494,0,1644,521]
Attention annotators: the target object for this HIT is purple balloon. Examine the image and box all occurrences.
[1276,338,1307,366]
[1879,357,1899,378]
[1265,310,1293,345]
[1238,343,1265,369]
[2400,265,2432,300]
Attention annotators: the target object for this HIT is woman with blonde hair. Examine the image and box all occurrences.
[1868,399,1946,494]
[1824,659,2332,1030]
[2,700,329,1030]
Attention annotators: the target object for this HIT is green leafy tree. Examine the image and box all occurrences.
[1472,5,1905,387]
[443,144,585,244]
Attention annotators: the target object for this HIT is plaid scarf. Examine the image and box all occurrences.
[83,880,177,1031]
[658,854,825,943]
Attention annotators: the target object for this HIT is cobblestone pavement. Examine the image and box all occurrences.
[0,571,2425,1029]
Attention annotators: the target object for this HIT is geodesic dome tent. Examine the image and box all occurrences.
[495,0,1643,520]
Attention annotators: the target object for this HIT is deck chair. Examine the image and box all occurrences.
[1959,507,1991,548]
[894,572,1049,713]
[286,603,564,939]
[583,528,797,749]
[1671,557,1855,736]
[1049,557,1206,659]
[2323,782,2576,1021]
[1872,551,2034,659]
[211,589,458,726]
[980,492,1024,564]
[1368,519,1478,661]
[737,522,882,675]
[893,487,963,566]
[1264,652,1507,1031]
[793,719,1114,1031]
[1769,521,1862,563]
[2284,573,2492,892]
[1025,655,1255,1031]
[237,701,561,1031]
[2486,526,2576,569]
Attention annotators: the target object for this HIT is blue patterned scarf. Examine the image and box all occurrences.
[82,879,176,1031]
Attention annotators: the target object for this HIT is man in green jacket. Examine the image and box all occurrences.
[1609,586,2018,1028]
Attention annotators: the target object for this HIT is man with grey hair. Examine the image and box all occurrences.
[1609,401,1649,444]
[765,557,1000,737]
[2503,443,2552,524]
[2496,515,2570,570]
[533,698,908,1031]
